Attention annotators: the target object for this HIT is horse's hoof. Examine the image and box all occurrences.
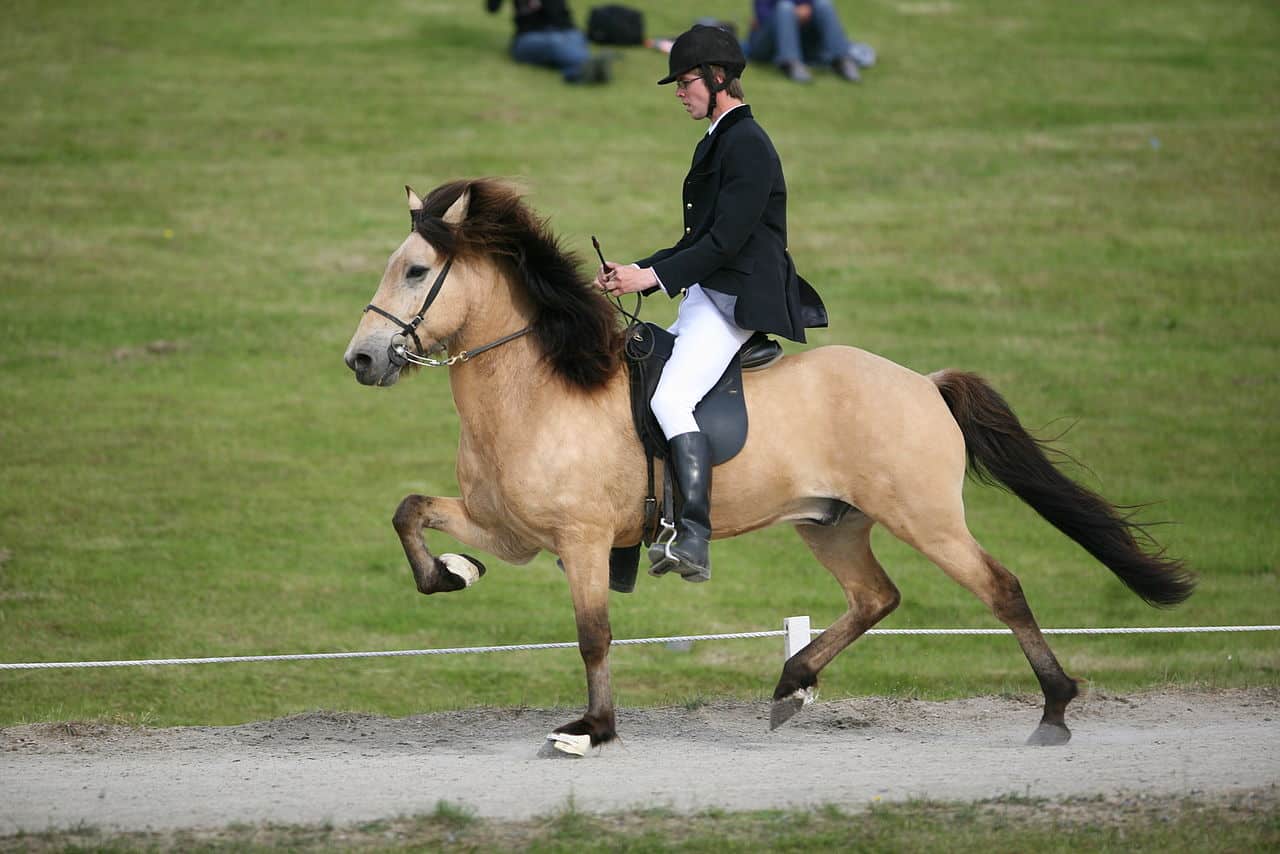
[439,553,486,590]
[1026,721,1072,746]
[769,686,816,730]
[538,732,590,758]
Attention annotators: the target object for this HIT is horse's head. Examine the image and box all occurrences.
[345,178,624,391]
[343,185,474,387]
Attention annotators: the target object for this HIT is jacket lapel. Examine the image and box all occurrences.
[689,105,754,170]
[689,132,714,169]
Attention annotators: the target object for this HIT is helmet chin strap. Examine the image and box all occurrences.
[700,63,730,120]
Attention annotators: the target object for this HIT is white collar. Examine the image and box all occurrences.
[706,103,746,136]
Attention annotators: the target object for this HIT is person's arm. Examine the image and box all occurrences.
[635,245,676,270]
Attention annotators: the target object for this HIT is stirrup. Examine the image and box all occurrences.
[647,518,679,576]
[647,521,711,583]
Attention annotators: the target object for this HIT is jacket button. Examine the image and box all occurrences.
[686,203,693,210]
[685,227,692,234]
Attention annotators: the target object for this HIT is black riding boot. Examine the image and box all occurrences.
[648,431,713,583]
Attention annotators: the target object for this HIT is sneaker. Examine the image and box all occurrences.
[849,42,876,68]
[833,56,861,82]
[781,61,812,83]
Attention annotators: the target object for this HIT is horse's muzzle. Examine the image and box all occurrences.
[344,344,400,387]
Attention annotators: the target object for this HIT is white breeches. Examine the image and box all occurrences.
[651,285,753,439]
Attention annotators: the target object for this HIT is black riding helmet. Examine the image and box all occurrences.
[657,25,747,116]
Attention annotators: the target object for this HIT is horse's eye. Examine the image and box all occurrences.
[406,265,430,280]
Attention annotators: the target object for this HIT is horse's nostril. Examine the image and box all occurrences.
[349,352,372,374]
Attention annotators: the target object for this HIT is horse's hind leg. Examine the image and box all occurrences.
[906,529,1079,745]
[771,514,901,729]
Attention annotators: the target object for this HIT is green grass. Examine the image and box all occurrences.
[4,795,1276,852]
[1,0,1277,727]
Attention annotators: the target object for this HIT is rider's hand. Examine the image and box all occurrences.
[602,264,657,296]
[594,262,617,289]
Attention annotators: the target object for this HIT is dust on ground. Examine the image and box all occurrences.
[1,688,1276,838]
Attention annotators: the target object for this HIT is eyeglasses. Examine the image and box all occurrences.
[674,76,703,92]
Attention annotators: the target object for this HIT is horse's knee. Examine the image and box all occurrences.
[393,494,430,534]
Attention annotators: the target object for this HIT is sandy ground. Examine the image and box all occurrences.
[1,688,1276,836]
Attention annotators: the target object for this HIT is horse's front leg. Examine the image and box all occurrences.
[543,533,617,757]
[393,495,536,595]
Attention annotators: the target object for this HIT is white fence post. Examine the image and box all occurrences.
[783,615,811,660]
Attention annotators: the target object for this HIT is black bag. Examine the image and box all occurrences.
[587,4,645,45]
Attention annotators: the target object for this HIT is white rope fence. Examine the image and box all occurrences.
[1,622,1276,671]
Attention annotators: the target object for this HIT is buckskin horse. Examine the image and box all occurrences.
[343,178,1194,756]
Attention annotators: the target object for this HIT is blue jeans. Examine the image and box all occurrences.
[745,0,852,67]
[510,28,590,82]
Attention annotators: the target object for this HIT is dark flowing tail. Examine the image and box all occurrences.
[931,370,1195,608]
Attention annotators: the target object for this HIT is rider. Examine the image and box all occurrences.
[596,24,826,583]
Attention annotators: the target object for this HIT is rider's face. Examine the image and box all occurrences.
[675,73,711,120]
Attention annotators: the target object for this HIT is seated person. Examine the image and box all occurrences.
[745,0,875,83]
[486,0,613,84]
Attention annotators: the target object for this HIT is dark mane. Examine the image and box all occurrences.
[414,178,624,391]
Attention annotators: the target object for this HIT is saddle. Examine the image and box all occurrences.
[604,323,782,593]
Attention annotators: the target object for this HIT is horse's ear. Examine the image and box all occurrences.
[442,188,470,225]
[406,186,424,212]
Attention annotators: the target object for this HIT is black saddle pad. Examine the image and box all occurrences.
[625,322,747,466]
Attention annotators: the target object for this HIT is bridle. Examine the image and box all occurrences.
[363,256,532,368]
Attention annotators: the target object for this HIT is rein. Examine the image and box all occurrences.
[398,326,533,368]
[591,235,653,359]
[364,256,532,369]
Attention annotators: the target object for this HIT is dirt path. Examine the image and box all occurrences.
[2,688,1276,835]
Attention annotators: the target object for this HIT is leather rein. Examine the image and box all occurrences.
[363,257,532,368]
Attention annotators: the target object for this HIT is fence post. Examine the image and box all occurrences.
[783,615,811,660]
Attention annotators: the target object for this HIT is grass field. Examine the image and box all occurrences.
[5,794,1277,853]
[1,0,1277,728]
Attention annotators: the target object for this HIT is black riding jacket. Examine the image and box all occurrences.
[637,105,826,342]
